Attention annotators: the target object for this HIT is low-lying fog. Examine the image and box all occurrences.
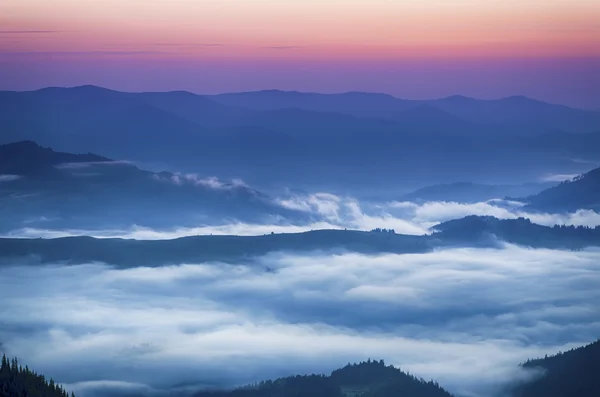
[5,193,600,239]
[1,245,599,397]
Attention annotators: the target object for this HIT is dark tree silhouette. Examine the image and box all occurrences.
[193,359,453,397]
[0,354,76,397]
[510,339,600,397]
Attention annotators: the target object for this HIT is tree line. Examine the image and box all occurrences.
[0,355,76,397]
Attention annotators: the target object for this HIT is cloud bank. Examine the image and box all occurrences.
[5,193,600,240]
[1,246,598,397]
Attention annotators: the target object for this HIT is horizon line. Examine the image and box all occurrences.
[2,84,591,110]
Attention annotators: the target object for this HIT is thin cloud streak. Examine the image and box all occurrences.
[3,222,341,240]
[540,173,579,182]
[0,30,63,34]
[5,195,600,240]
[153,43,224,47]
[262,46,304,50]
[1,51,166,56]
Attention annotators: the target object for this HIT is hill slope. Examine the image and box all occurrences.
[0,141,304,231]
[524,167,600,211]
[193,360,453,397]
[511,339,600,397]
[0,140,108,175]
[0,355,75,397]
[432,215,600,247]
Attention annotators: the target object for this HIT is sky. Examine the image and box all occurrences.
[1,0,599,105]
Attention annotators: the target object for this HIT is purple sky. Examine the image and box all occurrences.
[3,0,600,108]
[1,56,598,109]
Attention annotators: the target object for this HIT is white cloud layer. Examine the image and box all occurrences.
[5,193,600,240]
[1,246,598,397]
[386,200,600,228]
[152,173,249,190]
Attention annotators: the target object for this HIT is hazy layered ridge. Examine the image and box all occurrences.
[2,87,599,189]
[0,246,598,397]
[0,141,307,232]
[2,141,600,237]
[6,194,600,243]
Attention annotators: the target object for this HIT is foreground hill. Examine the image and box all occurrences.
[0,355,75,397]
[523,167,600,212]
[193,360,452,397]
[3,340,597,397]
[0,141,304,231]
[1,217,598,266]
[510,339,600,397]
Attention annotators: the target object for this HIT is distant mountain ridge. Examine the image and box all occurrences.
[211,89,600,133]
[2,85,599,188]
[399,181,552,203]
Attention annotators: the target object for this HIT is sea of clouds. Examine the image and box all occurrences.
[1,245,599,397]
[2,189,600,397]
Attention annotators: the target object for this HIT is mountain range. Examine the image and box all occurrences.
[1,140,599,233]
[2,86,599,189]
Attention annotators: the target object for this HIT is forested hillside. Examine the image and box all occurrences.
[193,360,453,397]
[0,355,75,397]
[512,339,600,397]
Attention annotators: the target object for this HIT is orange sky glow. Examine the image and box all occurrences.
[1,1,599,107]
[2,0,599,60]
